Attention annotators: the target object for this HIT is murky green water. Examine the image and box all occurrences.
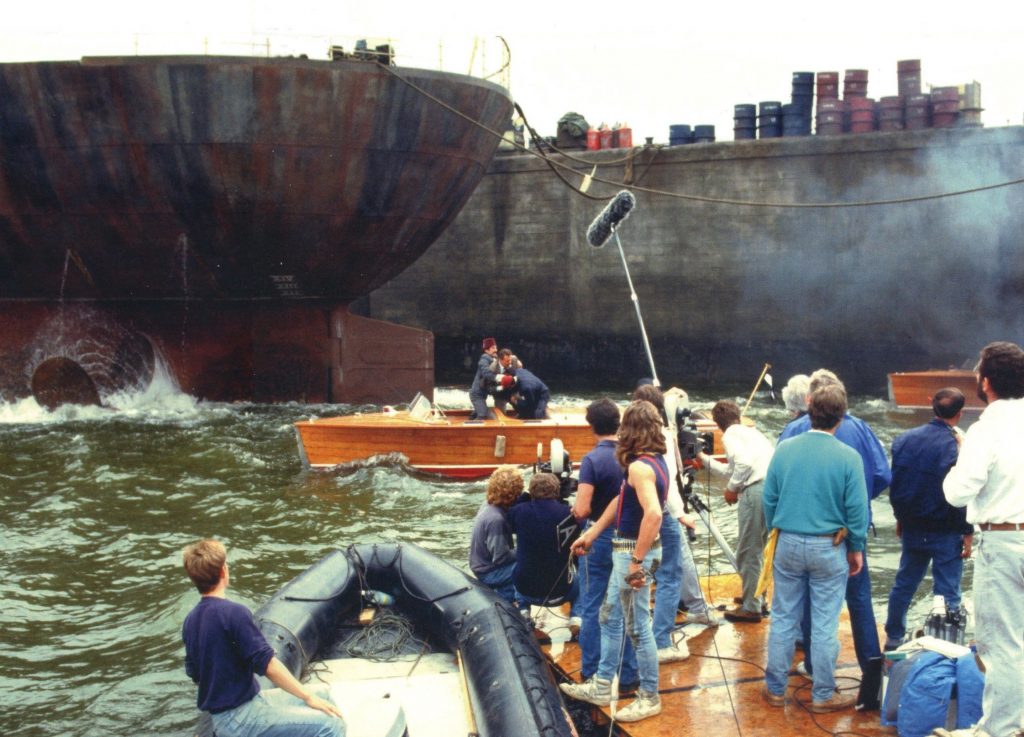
[0,383,973,737]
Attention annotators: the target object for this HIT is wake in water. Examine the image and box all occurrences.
[0,345,198,424]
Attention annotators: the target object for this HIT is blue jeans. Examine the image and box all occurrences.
[800,546,881,673]
[596,546,661,694]
[211,686,346,737]
[884,528,965,641]
[766,532,849,703]
[577,525,638,683]
[476,560,518,605]
[652,514,683,648]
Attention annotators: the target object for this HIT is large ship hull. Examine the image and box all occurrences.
[369,126,1024,392]
[0,55,511,403]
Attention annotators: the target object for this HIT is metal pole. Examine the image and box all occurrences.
[613,230,659,387]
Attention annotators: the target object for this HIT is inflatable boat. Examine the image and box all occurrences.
[195,542,576,737]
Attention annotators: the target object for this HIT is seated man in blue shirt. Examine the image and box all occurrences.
[508,473,581,609]
[507,367,550,419]
[469,466,523,604]
[181,539,345,737]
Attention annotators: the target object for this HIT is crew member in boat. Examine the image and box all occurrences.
[469,337,500,420]
[506,366,550,419]
[699,398,774,623]
[469,465,522,604]
[884,387,972,651]
[937,341,1024,737]
[762,383,867,713]
[561,399,668,723]
[779,368,890,706]
[508,473,581,611]
[180,539,346,737]
[490,348,522,412]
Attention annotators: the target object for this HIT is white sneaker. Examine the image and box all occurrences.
[616,690,662,722]
[684,609,722,626]
[560,676,612,706]
[657,637,690,663]
[795,660,811,679]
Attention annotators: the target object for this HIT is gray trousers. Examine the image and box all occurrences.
[736,481,767,613]
[679,523,715,615]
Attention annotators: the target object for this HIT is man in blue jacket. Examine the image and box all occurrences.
[508,366,550,419]
[779,368,891,708]
[885,387,972,650]
[469,337,499,419]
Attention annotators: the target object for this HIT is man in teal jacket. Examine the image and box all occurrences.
[762,383,869,713]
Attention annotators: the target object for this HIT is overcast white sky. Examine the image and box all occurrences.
[3,0,1022,142]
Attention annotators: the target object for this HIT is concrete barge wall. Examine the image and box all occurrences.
[369,126,1024,393]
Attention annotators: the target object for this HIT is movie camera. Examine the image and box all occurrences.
[534,439,578,501]
[675,407,715,464]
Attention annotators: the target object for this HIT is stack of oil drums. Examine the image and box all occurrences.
[897,59,925,130]
[693,124,716,143]
[734,104,756,140]
[878,96,905,131]
[668,124,694,145]
[815,72,841,135]
[758,101,782,138]
[844,70,874,133]
[783,72,814,136]
[930,87,960,128]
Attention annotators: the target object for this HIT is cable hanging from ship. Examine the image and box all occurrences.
[378,60,1024,209]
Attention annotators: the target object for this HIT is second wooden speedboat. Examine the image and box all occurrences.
[294,398,726,479]
[887,369,984,411]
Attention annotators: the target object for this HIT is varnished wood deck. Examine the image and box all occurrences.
[887,370,983,411]
[542,573,897,737]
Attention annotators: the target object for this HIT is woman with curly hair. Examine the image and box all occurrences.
[561,400,668,723]
[469,465,524,604]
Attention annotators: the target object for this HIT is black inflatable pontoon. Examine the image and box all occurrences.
[247,542,575,737]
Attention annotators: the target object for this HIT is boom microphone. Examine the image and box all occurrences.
[586,190,636,248]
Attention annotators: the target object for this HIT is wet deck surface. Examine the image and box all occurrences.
[540,573,897,737]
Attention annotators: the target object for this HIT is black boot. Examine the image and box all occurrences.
[856,656,883,711]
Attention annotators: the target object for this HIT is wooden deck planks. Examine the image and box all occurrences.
[544,574,897,737]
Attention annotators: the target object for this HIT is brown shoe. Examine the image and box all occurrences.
[808,691,857,713]
[761,685,785,707]
[724,606,763,623]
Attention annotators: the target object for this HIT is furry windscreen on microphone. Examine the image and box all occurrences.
[586,190,637,248]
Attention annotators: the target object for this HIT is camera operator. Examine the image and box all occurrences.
[699,399,774,623]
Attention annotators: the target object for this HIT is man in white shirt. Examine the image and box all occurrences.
[700,399,775,622]
[938,341,1024,737]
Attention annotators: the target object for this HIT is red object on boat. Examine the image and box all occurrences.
[586,128,601,150]
[600,129,613,149]
[616,126,633,148]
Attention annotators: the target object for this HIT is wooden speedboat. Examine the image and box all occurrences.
[294,400,726,479]
[887,369,984,411]
[194,542,576,737]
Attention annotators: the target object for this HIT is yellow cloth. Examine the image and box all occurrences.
[755,527,779,601]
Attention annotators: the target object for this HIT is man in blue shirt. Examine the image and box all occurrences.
[508,473,581,607]
[763,383,868,713]
[779,368,890,708]
[885,387,972,649]
[181,539,345,737]
[571,398,638,688]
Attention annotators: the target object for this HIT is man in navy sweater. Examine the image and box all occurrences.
[885,387,972,650]
[182,539,345,737]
